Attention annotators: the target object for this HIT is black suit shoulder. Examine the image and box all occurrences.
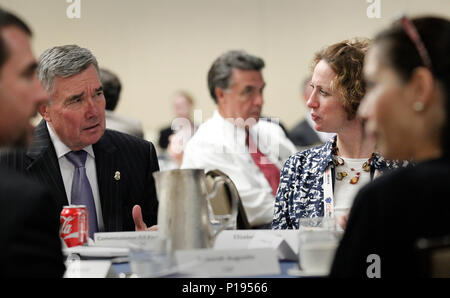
[0,147,29,171]
[0,166,65,277]
[101,129,160,174]
[104,129,156,155]
[98,130,160,229]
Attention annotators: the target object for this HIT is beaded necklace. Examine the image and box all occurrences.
[331,141,374,184]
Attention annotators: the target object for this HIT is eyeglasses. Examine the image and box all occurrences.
[399,15,433,70]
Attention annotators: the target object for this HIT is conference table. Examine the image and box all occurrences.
[63,230,331,278]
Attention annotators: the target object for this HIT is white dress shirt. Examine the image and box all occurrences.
[47,122,105,231]
[181,111,297,227]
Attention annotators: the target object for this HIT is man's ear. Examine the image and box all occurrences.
[215,87,225,105]
[39,103,50,122]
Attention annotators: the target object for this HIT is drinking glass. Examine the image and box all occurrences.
[298,217,339,275]
[128,237,173,278]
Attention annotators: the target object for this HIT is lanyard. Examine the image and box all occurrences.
[322,166,381,218]
[323,167,334,218]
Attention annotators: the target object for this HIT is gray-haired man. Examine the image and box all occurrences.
[181,50,296,228]
[1,45,159,234]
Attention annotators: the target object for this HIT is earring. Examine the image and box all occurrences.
[413,101,424,112]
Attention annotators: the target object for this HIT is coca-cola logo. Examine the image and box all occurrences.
[61,215,74,235]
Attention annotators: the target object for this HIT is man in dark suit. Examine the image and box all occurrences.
[0,8,65,277]
[0,44,159,234]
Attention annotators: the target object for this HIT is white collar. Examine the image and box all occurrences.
[46,122,95,159]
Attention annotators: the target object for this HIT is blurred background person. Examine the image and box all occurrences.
[158,90,195,150]
[288,76,335,150]
[0,7,64,277]
[100,68,144,139]
[331,16,450,278]
[273,39,402,231]
[165,129,190,168]
[158,90,196,170]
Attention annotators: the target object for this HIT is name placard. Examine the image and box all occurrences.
[248,231,297,261]
[94,231,159,248]
[175,248,280,278]
[64,260,116,278]
[213,230,299,260]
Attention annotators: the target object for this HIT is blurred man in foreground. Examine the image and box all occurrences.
[0,8,65,277]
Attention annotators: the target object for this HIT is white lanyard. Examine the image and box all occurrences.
[323,167,334,218]
[322,166,381,219]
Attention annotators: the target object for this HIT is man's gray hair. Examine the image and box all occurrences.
[207,50,265,103]
[37,45,99,93]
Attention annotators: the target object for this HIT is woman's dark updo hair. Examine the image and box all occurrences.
[374,16,450,157]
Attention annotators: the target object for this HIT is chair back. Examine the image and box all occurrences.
[205,169,251,229]
[416,235,450,277]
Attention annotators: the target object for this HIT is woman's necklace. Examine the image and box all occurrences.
[332,142,374,184]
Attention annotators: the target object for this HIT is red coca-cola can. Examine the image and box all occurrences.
[60,205,89,247]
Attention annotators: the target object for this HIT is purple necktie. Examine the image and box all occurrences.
[66,150,98,239]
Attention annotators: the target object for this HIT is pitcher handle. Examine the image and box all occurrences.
[204,173,239,238]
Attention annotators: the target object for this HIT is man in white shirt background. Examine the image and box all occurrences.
[181,50,296,229]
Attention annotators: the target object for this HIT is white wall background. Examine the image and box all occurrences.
[1,0,449,145]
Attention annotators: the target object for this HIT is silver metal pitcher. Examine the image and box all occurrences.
[154,169,238,251]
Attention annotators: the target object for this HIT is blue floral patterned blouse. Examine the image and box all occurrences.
[272,137,404,229]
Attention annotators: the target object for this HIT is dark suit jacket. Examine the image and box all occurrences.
[288,119,322,147]
[0,120,160,232]
[158,126,174,150]
[0,166,65,277]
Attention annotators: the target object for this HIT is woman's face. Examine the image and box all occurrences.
[358,45,418,160]
[307,60,349,133]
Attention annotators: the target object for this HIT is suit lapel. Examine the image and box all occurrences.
[26,120,68,208]
[93,130,121,231]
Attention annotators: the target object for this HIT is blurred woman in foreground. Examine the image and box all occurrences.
[330,16,450,278]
